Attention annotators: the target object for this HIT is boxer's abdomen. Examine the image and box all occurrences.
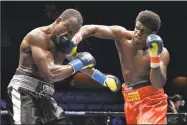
[117,42,151,86]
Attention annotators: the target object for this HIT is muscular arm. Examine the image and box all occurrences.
[71,25,134,76]
[27,32,74,83]
[78,25,133,41]
[150,48,170,89]
[72,25,133,82]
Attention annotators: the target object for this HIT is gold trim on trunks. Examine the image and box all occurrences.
[124,91,140,102]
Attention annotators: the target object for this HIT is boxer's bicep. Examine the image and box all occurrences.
[31,45,55,80]
[80,25,131,40]
[79,25,115,39]
[94,25,130,40]
[92,25,117,39]
[28,34,55,81]
[110,26,133,40]
[54,52,66,64]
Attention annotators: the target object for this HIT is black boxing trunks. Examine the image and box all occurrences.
[6,69,69,125]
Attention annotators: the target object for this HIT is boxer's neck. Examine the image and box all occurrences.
[40,23,59,41]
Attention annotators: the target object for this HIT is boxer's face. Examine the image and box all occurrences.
[133,21,151,49]
[55,17,81,39]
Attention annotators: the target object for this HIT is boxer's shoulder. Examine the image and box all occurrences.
[118,28,134,40]
[159,47,169,58]
[24,28,49,47]
[29,28,47,39]
[116,29,134,43]
[162,47,169,53]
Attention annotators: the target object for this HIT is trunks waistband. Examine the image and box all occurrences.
[124,79,151,91]
[16,68,46,81]
[8,75,54,96]
[122,80,164,102]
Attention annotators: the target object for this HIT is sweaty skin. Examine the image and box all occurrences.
[18,18,83,83]
[19,27,73,83]
[76,21,170,89]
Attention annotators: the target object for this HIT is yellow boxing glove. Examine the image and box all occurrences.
[146,34,163,68]
[105,75,121,92]
[91,70,121,92]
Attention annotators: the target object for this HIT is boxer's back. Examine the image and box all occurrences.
[115,39,151,86]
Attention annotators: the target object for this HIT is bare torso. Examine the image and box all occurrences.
[18,26,66,78]
[115,39,151,86]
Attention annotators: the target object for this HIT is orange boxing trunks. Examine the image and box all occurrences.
[122,80,168,124]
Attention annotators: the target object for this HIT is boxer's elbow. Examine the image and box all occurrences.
[44,64,74,83]
[80,25,99,38]
[43,72,62,83]
[80,25,98,32]
[150,67,167,89]
[40,67,56,83]
[42,72,55,83]
[152,83,165,89]
[159,73,167,88]
[151,78,166,89]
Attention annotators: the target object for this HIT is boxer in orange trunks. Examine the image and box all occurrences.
[69,10,170,124]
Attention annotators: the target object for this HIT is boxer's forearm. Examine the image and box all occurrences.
[66,56,121,92]
[67,55,101,81]
[47,64,74,83]
[67,55,104,84]
[150,67,166,89]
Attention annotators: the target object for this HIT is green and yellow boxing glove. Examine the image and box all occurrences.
[146,34,164,68]
[68,52,96,74]
[91,70,121,92]
[54,33,82,56]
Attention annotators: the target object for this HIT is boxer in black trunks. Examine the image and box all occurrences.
[6,9,121,125]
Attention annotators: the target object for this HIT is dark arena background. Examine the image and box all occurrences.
[1,1,187,125]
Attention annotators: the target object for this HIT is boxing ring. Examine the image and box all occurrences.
[1,110,187,117]
[1,89,187,125]
[1,110,187,125]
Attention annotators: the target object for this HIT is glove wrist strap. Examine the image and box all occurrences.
[68,59,84,74]
[150,56,160,68]
[91,69,106,86]
[72,32,82,44]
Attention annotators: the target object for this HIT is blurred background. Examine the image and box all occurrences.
[1,1,187,125]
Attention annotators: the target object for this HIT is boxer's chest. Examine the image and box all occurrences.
[130,50,150,74]
[121,49,151,82]
[134,50,150,69]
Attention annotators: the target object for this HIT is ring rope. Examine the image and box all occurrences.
[1,110,187,116]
